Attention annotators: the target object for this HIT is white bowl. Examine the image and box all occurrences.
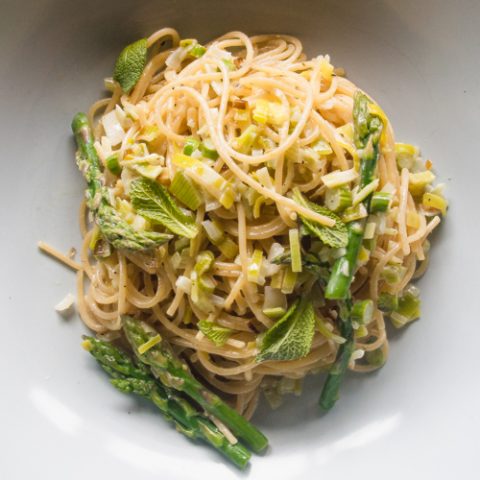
[1,1,479,479]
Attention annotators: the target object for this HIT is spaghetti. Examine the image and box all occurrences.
[68,28,445,418]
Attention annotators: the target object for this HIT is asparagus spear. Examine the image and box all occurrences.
[323,222,364,300]
[320,92,383,410]
[82,336,251,469]
[318,300,354,410]
[122,316,269,454]
[324,92,383,300]
[71,113,172,250]
[82,335,151,379]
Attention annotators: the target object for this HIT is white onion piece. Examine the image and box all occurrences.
[101,110,125,146]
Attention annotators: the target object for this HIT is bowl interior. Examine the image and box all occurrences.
[1,1,479,479]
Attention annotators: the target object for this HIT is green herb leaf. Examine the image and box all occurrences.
[257,298,315,362]
[130,178,198,238]
[198,320,233,347]
[292,189,348,248]
[113,38,148,93]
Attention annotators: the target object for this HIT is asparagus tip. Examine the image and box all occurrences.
[81,338,93,351]
[71,112,88,134]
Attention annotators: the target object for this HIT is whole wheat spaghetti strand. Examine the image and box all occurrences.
[38,241,82,271]
[398,168,411,255]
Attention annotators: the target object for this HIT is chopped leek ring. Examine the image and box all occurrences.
[363,221,377,240]
[202,219,224,244]
[422,192,447,215]
[170,171,203,210]
[270,270,284,289]
[247,249,264,285]
[409,170,435,195]
[342,203,368,223]
[173,153,235,209]
[381,264,407,285]
[378,292,399,313]
[406,210,420,228]
[395,285,421,324]
[262,286,288,318]
[289,228,302,273]
[370,192,392,213]
[252,99,288,126]
[252,99,269,124]
[217,236,239,259]
[395,143,419,170]
[336,123,354,142]
[194,251,215,276]
[325,187,352,212]
[281,266,297,294]
[312,139,333,156]
[351,300,374,324]
[235,125,258,153]
[263,307,287,319]
[321,168,358,188]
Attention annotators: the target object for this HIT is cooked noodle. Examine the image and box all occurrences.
[71,29,444,417]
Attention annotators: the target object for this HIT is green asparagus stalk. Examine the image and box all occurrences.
[319,301,354,410]
[320,92,383,410]
[82,336,251,469]
[324,222,364,300]
[325,92,383,300]
[71,113,172,250]
[81,335,151,379]
[122,316,269,454]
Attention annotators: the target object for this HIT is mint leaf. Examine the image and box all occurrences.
[130,178,198,238]
[198,320,233,347]
[256,298,315,362]
[113,38,148,93]
[292,189,348,248]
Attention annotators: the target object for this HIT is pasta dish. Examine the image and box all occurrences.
[41,27,447,468]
